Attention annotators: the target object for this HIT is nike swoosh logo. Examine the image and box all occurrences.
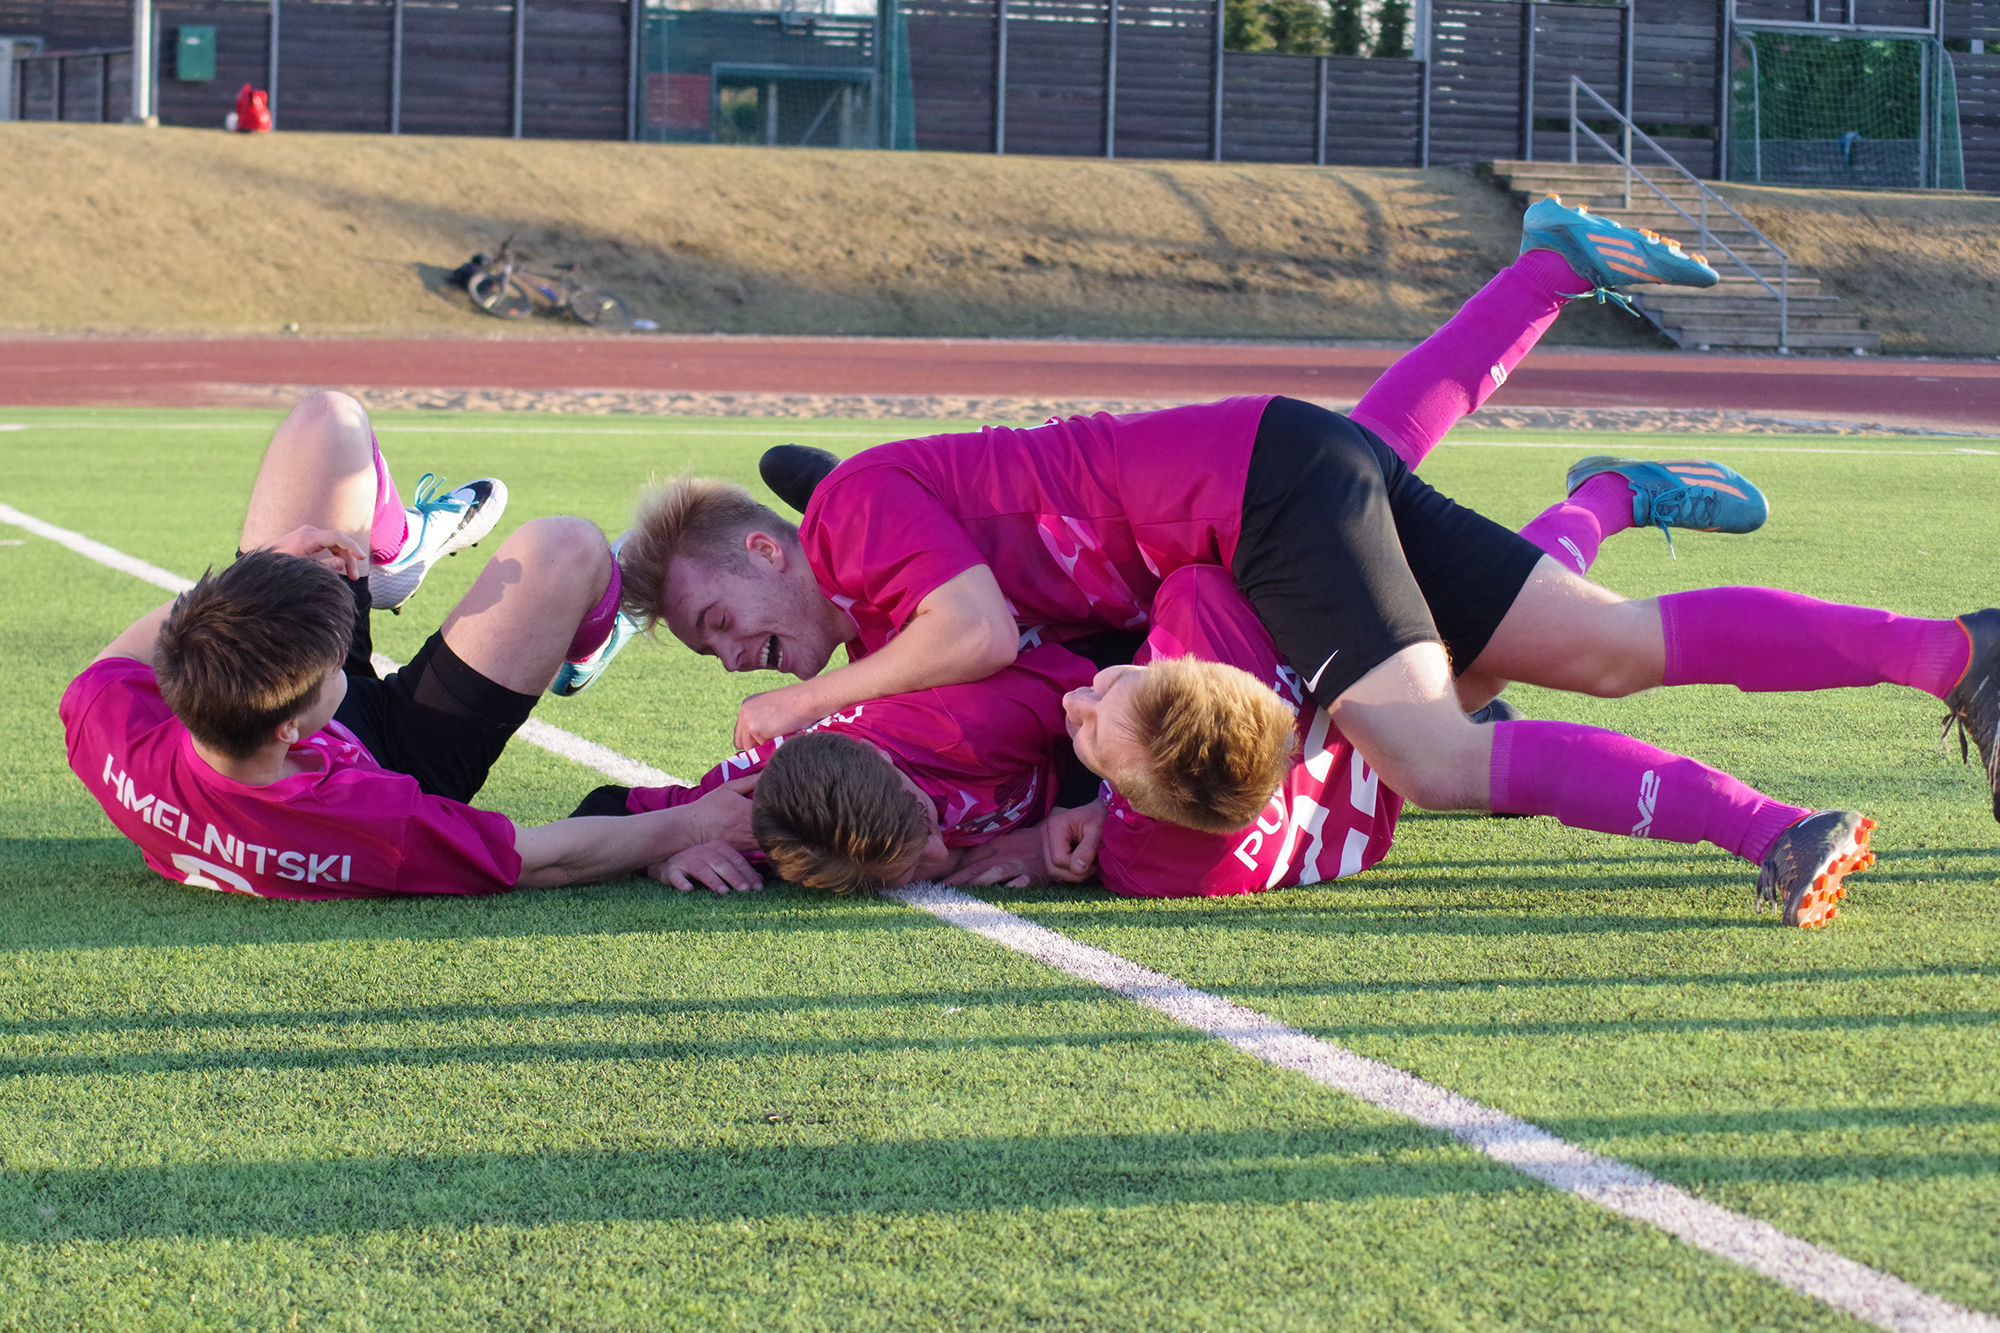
[1305,650,1338,693]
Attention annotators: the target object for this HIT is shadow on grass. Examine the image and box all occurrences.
[1544,1101,2000,1142]
[0,1123,1521,1243]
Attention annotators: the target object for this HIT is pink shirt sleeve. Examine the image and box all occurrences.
[803,466,990,646]
[389,794,522,895]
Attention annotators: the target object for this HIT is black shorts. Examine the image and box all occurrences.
[328,572,538,804]
[1231,397,1546,708]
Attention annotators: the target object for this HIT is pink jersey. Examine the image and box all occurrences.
[60,658,522,900]
[800,396,1272,655]
[1098,567,1403,898]
[629,643,1094,849]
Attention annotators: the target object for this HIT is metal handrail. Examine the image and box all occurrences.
[1566,76,1792,351]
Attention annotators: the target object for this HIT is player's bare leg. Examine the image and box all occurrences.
[438,518,617,696]
[239,390,378,554]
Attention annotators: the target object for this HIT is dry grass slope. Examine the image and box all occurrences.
[0,123,1992,352]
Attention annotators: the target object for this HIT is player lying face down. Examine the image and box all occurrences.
[571,644,1091,895]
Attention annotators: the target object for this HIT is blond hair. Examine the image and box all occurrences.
[1118,656,1297,834]
[619,474,799,630]
[752,731,931,895]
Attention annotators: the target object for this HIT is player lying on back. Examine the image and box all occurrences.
[61,391,754,900]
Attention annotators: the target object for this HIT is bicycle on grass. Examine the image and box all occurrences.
[463,244,633,330]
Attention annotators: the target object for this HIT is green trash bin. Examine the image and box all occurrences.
[175,26,216,83]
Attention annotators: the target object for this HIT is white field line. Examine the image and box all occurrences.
[887,882,1999,1333]
[1441,440,1999,456]
[0,421,896,438]
[0,501,686,790]
[9,499,1995,1332]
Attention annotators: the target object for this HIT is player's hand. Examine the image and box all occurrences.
[734,685,825,750]
[943,825,1047,888]
[1042,801,1106,882]
[264,526,366,580]
[688,774,760,851]
[648,840,763,894]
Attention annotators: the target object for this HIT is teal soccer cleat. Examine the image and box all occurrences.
[368,474,508,613]
[1522,193,1719,313]
[551,532,641,697]
[1566,455,1768,557]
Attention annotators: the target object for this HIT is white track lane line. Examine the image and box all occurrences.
[0,502,685,789]
[8,500,1993,1332]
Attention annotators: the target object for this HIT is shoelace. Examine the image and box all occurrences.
[1631,482,1721,560]
[1560,286,1639,316]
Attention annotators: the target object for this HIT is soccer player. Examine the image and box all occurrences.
[61,391,754,900]
[571,637,1092,894]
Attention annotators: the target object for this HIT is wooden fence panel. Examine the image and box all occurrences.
[1325,55,1422,164]
[1945,0,2000,40]
[522,0,628,140]
[1220,50,1312,161]
[281,0,393,134]
[399,0,514,138]
[1957,51,2000,190]
[154,1,272,129]
[57,52,105,120]
[16,55,53,118]
[1427,0,1526,163]
[1112,0,1214,158]
[1005,0,1109,157]
[907,0,999,151]
[0,0,130,51]
[1531,2,1622,116]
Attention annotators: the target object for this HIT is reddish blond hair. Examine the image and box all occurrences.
[1118,656,1296,834]
[619,474,798,631]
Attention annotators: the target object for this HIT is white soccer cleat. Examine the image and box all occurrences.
[368,474,508,613]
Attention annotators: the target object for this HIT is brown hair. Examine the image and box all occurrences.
[1118,656,1297,834]
[619,474,799,632]
[154,551,355,760]
[751,731,931,895]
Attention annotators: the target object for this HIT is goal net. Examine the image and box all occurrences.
[1728,30,1965,190]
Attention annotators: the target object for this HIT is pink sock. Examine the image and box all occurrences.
[566,557,624,662]
[367,433,408,567]
[1351,250,1592,469]
[1661,588,1969,699]
[1514,472,1636,575]
[1489,719,1808,864]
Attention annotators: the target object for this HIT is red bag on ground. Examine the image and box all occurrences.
[234,85,272,133]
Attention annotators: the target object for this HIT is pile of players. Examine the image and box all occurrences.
[65,196,2000,928]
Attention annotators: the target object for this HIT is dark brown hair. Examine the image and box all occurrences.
[751,731,931,894]
[154,550,355,760]
[1121,656,1298,834]
[620,474,800,632]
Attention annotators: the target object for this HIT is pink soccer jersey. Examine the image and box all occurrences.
[60,657,522,900]
[1097,566,1403,898]
[799,396,1273,656]
[629,643,1094,849]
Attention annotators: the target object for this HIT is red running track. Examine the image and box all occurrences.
[3,336,1996,432]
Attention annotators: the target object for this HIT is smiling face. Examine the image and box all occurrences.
[660,532,848,679]
[1062,663,1152,786]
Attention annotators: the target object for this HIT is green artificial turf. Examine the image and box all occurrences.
[1,407,1993,1330]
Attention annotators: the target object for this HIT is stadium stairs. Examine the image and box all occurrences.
[1483,160,1880,354]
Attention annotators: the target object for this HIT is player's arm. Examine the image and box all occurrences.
[94,527,365,665]
[735,564,1018,748]
[94,601,176,664]
[513,776,758,889]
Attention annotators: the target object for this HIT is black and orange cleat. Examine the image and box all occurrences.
[1940,607,2000,820]
[1756,810,1876,928]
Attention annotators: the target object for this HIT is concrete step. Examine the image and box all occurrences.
[1663,327,1883,351]
[1636,294,1842,316]
[1658,311,1868,333]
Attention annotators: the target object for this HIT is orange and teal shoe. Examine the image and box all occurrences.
[1566,455,1768,556]
[1756,809,1876,928]
[1522,193,1719,313]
